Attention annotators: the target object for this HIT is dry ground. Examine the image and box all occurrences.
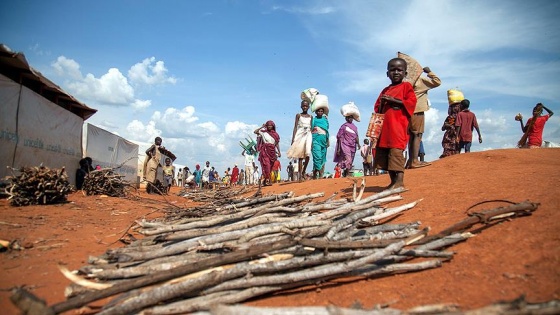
[1,148,559,314]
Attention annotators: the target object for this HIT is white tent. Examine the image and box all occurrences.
[0,45,96,184]
[83,123,139,184]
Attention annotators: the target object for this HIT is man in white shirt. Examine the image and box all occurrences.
[242,149,256,185]
[253,166,260,186]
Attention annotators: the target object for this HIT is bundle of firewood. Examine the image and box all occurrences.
[40,186,538,315]
[81,168,132,197]
[5,165,72,206]
[6,183,541,314]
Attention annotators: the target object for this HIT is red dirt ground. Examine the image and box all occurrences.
[1,148,559,314]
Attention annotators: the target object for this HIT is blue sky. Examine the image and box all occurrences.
[2,0,559,177]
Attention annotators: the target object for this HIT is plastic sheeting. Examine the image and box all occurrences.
[0,74,83,184]
[84,123,139,184]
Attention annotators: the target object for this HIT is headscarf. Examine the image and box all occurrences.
[264,120,280,143]
[195,164,200,170]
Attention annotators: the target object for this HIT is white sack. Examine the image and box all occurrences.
[340,101,361,122]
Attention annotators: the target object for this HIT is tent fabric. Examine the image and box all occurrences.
[0,74,20,176]
[0,73,83,184]
[0,44,96,120]
[84,124,139,183]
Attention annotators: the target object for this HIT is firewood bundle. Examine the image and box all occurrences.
[81,169,132,197]
[44,186,538,315]
[178,185,254,203]
[5,165,72,206]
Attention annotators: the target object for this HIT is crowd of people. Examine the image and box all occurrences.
[138,56,554,194]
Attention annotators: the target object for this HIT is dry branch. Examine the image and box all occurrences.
[81,168,133,197]
[6,165,72,206]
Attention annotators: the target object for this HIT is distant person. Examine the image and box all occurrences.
[292,159,299,181]
[360,138,374,176]
[239,169,245,185]
[334,115,360,177]
[407,67,441,169]
[177,168,183,187]
[162,157,174,194]
[75,158,89,190]
[231,164,239,187]
[455,99,482,153]
[209,166,216,184]
[193,164,202,188]
[254,121,281,186]
[334,164,342,178]
[222,169,230,186]
[201,161,211,189]
[516,103,554,148]
[84,157,94,173]
[311,107,329,180]
[287,100,313,182]
[373,57,417,189]
[440,103,461,158]
[286,161,294,182]
[271,159,281,183]
[184,171,197,190]
[242,149,256,185]
[253,166,260,185]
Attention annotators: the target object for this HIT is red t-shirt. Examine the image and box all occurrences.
[527,115,550,147]
[455,110,479,142]
[373,82,416,149]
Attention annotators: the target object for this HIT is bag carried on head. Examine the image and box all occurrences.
[447,88,464,105]
[340,101,361,122]
[301,88,319,103]
[398,52,423,85]
[311,94,329,116]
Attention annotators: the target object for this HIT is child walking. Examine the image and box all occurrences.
[455,99,482,153]
[516,103,554,148]
[162,158,175,194]
[373,57,417,189]
[287,100,313,181]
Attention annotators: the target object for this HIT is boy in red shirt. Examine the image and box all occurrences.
[517,103,554,148]
[455,99,482,153]
[373,58,417,189]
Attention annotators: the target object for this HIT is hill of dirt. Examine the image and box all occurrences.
[1,148,559,314]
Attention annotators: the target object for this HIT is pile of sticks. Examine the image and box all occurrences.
[38,186,538,315]
[177,185,254,202]
[166,187,283,219]
[82,169,132,197]
[5,165,72,206]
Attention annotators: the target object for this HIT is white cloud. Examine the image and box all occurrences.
[125,120,162,142]
[271,5,335,15]
[67,68,135,105]
[128,57,177,86]
[477,109,508,132]
[132,99,152,110]
[52,56,178,108]
[224,121,257,138]
[52,56,82,80]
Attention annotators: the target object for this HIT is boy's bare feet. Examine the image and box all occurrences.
[409,161,431,169]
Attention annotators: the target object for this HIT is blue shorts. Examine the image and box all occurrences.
[459,141,472,152]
